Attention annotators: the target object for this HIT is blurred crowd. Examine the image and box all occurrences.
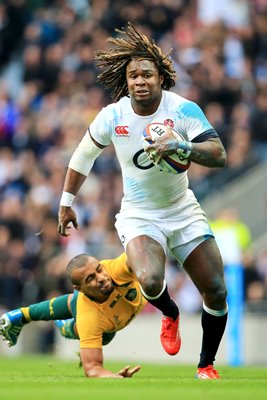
[1,0,267,328]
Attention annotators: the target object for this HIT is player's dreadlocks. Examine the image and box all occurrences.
[94,22,176,101]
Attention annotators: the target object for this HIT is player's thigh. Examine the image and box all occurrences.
[115,212,167,252]
[182,237,226,295]
[126,235,166,280]
[116,213,167,278]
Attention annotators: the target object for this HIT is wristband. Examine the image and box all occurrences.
[60,191,75,207]
[176,140,192,159]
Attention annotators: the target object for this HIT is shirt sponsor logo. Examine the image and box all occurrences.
[115,125,129,136]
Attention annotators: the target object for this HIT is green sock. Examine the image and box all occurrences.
[26,295,72,321]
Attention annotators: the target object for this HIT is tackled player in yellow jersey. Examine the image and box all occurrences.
[72,253,146,349]
[0,253,147,378]
[68,253,146,377]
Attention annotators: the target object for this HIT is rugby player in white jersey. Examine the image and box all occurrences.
[57,23,228,380]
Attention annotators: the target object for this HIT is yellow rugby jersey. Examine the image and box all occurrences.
[76,253,147,349]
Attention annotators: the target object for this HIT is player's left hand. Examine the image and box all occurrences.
[145,125,179,162]
[145,126,192,164]
[117,365,141,378]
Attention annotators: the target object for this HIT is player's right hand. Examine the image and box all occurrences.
[117,365,141,378]
[58,206,78,236]
[145,125,179,157]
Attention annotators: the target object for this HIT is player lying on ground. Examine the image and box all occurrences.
[0,253,146,378]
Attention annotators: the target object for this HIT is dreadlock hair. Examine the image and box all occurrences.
[94,22,176,101]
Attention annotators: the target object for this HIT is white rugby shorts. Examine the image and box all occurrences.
[115,189,214,265]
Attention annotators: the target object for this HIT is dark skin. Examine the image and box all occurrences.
[145,125,226,168]
[58,58,227,310]
[126,59,164,115]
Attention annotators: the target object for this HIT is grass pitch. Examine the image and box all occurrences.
[0,356,266,400]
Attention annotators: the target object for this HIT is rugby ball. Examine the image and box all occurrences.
[143,122,191,174]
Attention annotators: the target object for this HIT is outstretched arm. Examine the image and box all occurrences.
[80,348,141,378]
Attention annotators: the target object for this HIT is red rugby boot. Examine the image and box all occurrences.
[196,365,220,379]
[160,315,181,356]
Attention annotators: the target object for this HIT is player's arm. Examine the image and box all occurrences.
[186,137,226,168]
[80,348,141,378]
[58,130,106,237]
[145,126,226,168]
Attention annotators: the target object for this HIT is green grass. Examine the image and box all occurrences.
[0,356,267,400]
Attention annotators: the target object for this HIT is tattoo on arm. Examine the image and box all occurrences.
[189,139,226,167]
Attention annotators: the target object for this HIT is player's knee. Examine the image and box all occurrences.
[139,273,163,297]
[214,285,227,304]
[203,283,227,308]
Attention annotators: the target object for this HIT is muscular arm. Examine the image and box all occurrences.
[145,127,226,168]
[80,348,141,378]
[62,168,87,195]
[189,137,226,167]
[58,168,87,236]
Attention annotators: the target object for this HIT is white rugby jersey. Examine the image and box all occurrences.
[90,90,214,210]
